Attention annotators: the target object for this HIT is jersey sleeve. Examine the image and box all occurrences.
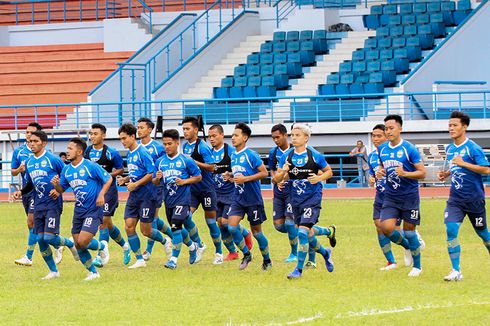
[268,148,276,171]
[111,148,124,169]
[54,156,65,174]
[157,143,165,158]
[368,153,376,176]
[142,151,156,175]
[153,157,163,178]
[312,150,328,169]
[59,166,71,191]
[250,150,264,169]
[407,143,422,164]
[92,162,111,184]
[199,142,215,164]
[11,148,21,169]
[471,143,490,167]
[186,156,201,177]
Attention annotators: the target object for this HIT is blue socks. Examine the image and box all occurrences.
[43,233,74,248]
[109,226,126,247]
[239,225,250,238]
[475,227,490,254]
[309,235,327,257]
[206,218,222,254]
[87,238,105,251]
[446,222,461,271]
[128,234,143,260]
[297,228,309,270]
[229,225,248,254]
[99,228,110,243]
[404,230,421,269]
[26,228,37,260]
[220,225,236,253]
[77,248,97,273]
[378,234,396,264]
[172,230,183,259]
[285,219,298,255]
[313,225,331,236]
[388,229,410,249]
[155,217,173,238]
[37,235,57,272]
[184,213,203,247]
[149,228,167,245]
[253,232,270,261]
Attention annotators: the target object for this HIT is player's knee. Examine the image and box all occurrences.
[76,237,90,249]
[274,223,285,232]
[125,224,135,235]
[297,228,309,241]
[140,226,152,237]
[228,225,238,234]
[171,222,183,233]
[43,233,55,244]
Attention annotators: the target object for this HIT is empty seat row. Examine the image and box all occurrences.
[234,62,302,79]
[214,76,278,99]
[376,22,445,39]
[370,0,467,15]
[260,40,327,59]
[272,29,336,42]
[375,12,453,27]
[365,33,434,50]
[319,72,392,97]
[342,57,410,74]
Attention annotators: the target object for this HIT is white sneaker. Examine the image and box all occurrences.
[164,240,173,257]
[99,241,110,265]
[408,267,422,277]
[213,253,224,265]
[41,271,60,280]
[444,269,463,282]
[142,251,151,261]
[54,246,63,264]
[128,259,147,269]
[379,262,397,271]
[84,272,101,281]
[68,237,80,261]
[196,242,206,263]
[15,255,33,266]
[404,249,413,267]
[416,231,426,251]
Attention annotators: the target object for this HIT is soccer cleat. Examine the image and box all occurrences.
[224,252,239,261]
[54,246,63,265]
[128,259,146,269]
[404,249,413,267]
[164,260,177,270]
[189,243,198,265]
[99,241,110,265]
[196,242,206,262]
[261,259,272,271]
[287,268,302,279]
[213,253,224,265]
[122,244,131,265]
[239,253,252,270]
[408,267,422,277]
[84,272,100,281]
[444,269,463,282]
[41,271,60,280]
[380,262,397,271]
[416,231,426,251]
[284,253,298,263]
[305,261,317,269]
[328,225,337,248]
[93,256,103,268]
[244,232,253,250]
[164,240,173,257]
[322,248,334,272]
[15,255,33,267]
[142,251,151,261]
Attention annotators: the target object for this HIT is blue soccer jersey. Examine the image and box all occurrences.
[212,144,235,197]
[182,139,215,192]
[11,143,34,187]
[25,150,65,210]
[139,139,164,162]
[231,147,265,206]
[378,139,422,196]
[85,145,123,188]
[278,146,328,207]
[268,145,291,198]
[59,159,111,214]
[446,138,489,202]
[126,145,156,200]
[368,150,386,194]
[155,153,201,208]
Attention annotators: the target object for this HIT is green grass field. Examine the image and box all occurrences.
[0,199,489,325]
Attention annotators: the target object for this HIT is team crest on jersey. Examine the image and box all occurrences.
[41,160,47,168]
[133,154,138,161]
[396,150,403,159]
[459,149,466,156]
[239,156,245,163]
[149,148,154,153]
[79,169,86,177]
[176,160,182,168]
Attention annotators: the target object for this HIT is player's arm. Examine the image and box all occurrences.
[51,175,66,194]
[176,158,202,186]
[152,170,163,185]
[308,165,333,184]
[11,164,25,176]
[451,155,490,175]
[96,175,113,206]
[111,150,125,178]
[196,145,215,172]
[127,173,152,192]
[234,164,268,184]
[396,162,426,180]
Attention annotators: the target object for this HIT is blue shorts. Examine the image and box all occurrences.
[445,198,487,230]
[33,206,62,235]
[22,191,35,215]
[103,188,119,217]
[125,193,156,223]
[155,187,165,209]
[372,192,384,220]
[190,189,217,212]
[165,205,190,226]
[293,203,321,228]
[273,195,293,220]
[380,193,421,226]
[72,208,103,235]
[228,202,267,226]
[217,202,231,220]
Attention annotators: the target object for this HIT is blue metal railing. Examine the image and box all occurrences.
[128,0,153,33]
[273,0,296,28]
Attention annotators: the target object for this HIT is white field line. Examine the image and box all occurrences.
[335,301,490,319]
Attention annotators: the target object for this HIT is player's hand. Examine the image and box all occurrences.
[437,170,449,181]
[222,171,233,181]
[277,180,286,191]
[369,175,376,187]
[127,182,137,192]
[280,162,291,173]
[51,175,60,186]
[175,178,186,186]
[307,173,322,184]
[11,190,22,201]
[395,166,406,177]
[451,155,465,167]
[155,170,163,180]
[233,173,247,184]
[117,175,126,186]
[49,189,59,200]
[18,162,26,173]
[96,194,105,206]
[376,167,386,179]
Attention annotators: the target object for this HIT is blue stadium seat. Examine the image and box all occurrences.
[213,77,234,98]
[402,14,416,25]
[379,14,391,27]
[273,31,286,42]
[378,37,391,49]
[370,5,383,15]
[427,2,441,13]
[257,76,276,97]
[246,64,260,76]
[376,26,390,38]
[364,37,377,49]
[392,37,406,48]
[367,60,381,72]
[244,76,261,97]
[287,41,300,52]
[247,53,260,65]
[381,60,395,72]
[274,74,289,89]
[273,41,287,53]
[441,1,456,25]
[394,57,410,73]
[399,3,412,14]
[404,24,417,36]
[286,61,303,78]
[339,61,353,73]
[274,64,288,76]
[380,48,393,60]
[260,42,273,53]
[365,73,384,95]
[273,53,286,64]
[390,26,403,37]
[336,73,354,95]
[383,4,397,15]
[261,64,274,76]
[300,41,315,52]
[366,49,380,61]
[287,31,300,41]
[300,30,313,41]
[417,13,430,25]
[418,24,435,49]
[221,76,234,87]
[363,14,380,29]
[313,29,327,39]
[387,15,401,26]
[230,76,247,98]
[260,53,273,65]
[353,61,366,73]
[431,14,446,37]
[287,52,301,65]
[352,49,365,61]
[350,74,370,95]
[234,65,247,77]
[413,3,427,14]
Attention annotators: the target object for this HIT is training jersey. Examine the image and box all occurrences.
[368,149,386,195]
[139,139,164,162]
[11,143,34,188]
[279,146,328,206]
[25,150,64,210]
[231,147,265,206]
[126,144,156,200]
[378,139,422,196]
[446,138,489,202]
[154,153,201,208]
[59,159,111,214]
[212,144,235,198]
[84,145,123,191]
[268,145,291,198]
[182,139,215,193]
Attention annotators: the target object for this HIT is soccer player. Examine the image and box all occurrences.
[377,114,426,277]
[268,124,298,262]
[208,124,253,261]
[226,122,272,271]
[438,111,490,281]
[12,122,46,266]
[272,123,335,279]
[136,117,173,261]
[51,138,111,281]
[368,124,398,270]
[153,129,201,269]
[12,130,78,280]
[182,117,223,264]
[84,123,130,267]
[118,123,171,269]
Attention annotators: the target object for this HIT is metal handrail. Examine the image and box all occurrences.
[128,0,153,33]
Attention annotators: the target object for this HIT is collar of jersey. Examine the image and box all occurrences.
[453,137,469,148]
[388,139,404,149]
[70,158,85,169]
[129,144,141,153]
[34,150,47,159]
[214,144,225,152]
[235,147,248,154]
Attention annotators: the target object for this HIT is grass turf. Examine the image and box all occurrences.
[0,199,488,325]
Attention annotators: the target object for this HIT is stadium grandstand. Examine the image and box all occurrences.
[0,0,489,192]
